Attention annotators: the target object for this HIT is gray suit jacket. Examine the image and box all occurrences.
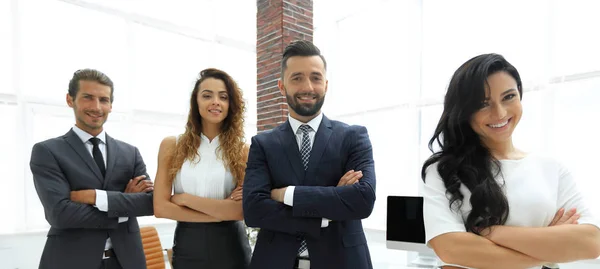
[30,129,154,269]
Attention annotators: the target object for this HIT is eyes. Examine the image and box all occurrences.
[202,94,228,101]
[82,95,110,103]
[291,76,323,82]
[480,93,517,109]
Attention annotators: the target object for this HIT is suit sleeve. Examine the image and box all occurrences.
[243,136,321,238]
[30,143,118,229]
[106,147,154,218]
[292,126,376,221]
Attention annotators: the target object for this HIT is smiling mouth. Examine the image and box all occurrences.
[296,95,316,102]
[208,109,222,114]
[487,118,511,129]
[86,112,103,119]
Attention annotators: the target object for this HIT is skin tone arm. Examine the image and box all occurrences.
[432,232,546,269]
[169,144,250,221]
[435,208,582,269]
[485,223,600,263]
[153,136,220,222]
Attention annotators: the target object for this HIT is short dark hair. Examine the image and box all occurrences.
[68,69,114,102]
[281,40,327,79]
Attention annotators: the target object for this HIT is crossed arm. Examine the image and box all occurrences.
[432,209,597,269]
[243,127,376,238]
[31,142,118,229]
[153,136,245,222]
[424,166,600,269]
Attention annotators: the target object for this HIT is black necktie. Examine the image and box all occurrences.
[89,137,106,177]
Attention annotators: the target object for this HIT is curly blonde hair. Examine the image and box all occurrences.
[168,68,247,186]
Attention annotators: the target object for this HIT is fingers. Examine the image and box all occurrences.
[338,170,362,186]
[231,193,243,201]
[132,175,147,185]
[140,180,154,192]
[558,208,577,224]
[549,208,564,226]
[347,171,363,185]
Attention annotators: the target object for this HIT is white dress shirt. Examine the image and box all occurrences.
[72,125,127,251]
[282,113,329,229]
[173,134,236,198]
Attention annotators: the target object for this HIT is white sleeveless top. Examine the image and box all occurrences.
[173,134,236,199]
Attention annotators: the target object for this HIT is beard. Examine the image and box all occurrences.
[285,89,325,117]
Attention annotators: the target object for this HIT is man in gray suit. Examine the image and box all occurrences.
[30,69,154,269]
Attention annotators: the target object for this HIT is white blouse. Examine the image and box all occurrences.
[421,154,599,269]
[173,134,236,199]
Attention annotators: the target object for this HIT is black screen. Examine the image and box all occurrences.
[386,196,425,243]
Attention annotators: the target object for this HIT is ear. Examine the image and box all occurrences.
[324,79,329,95]
[278,79,285,96]
[66,93,74,108]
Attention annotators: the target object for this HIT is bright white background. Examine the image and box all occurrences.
[314,0,600,231]
[0,0,257,235]
[0,0,599,268]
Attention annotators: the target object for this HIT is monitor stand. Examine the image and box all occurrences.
[407,252,440,268]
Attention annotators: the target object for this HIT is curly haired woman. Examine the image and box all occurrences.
[154,68,251,269]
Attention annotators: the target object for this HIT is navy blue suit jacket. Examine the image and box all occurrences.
[243,115,376,269]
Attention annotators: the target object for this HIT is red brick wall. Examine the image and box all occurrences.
[256,0,313,132]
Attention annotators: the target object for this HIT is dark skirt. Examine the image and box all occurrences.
[172,221,252,269]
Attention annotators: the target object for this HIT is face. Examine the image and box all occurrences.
[66,80,112,136]
[197,78,229,127]
[278,55,328,121]
[470,71,522,147]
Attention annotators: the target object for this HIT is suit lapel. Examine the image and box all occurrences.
[307,116,333,177]
[64,129,104,184]
[276,121,304,185]
[103,134,119,189]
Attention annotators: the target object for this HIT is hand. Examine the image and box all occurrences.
[271,187,287,203]
[70,189,96,205]
[170,193,188,206]
[228,186,243,201]
[337,170,362,186]
[549,208,580,226]
[124,175,153,193]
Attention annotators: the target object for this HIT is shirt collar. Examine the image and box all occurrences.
[200,133,220,143]
[72,125,106,144]
[288,112,323,134]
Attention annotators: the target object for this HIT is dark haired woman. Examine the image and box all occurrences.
[421,54,600,269]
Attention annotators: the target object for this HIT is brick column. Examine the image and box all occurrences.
[256,0,313,132]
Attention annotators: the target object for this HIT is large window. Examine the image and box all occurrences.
[0,0,256,234]
[315,0,600,230]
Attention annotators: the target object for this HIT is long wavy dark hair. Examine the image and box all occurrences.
[421,53,523,234]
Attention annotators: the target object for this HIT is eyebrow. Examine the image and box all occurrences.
[290,72,323,78]
[201,89,228,94]
[502,89,517,95]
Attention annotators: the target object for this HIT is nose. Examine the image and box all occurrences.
[491,103,507,119]
[92,98,101,110]
[301,79,315,92]
[211,95,220,106]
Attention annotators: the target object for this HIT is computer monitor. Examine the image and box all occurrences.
[386,196,438,267]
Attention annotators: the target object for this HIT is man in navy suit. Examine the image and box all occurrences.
[243,40,376,269]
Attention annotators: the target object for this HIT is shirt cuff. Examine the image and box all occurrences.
[283,186,295,206]
[321,218,329,228]
[118,217,128,223]
[95,189,108,212]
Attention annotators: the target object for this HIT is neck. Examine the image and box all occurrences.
[483,138,518,160]
[201,122,221,142]
[290,111,320,124]
[76,122,102,137]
